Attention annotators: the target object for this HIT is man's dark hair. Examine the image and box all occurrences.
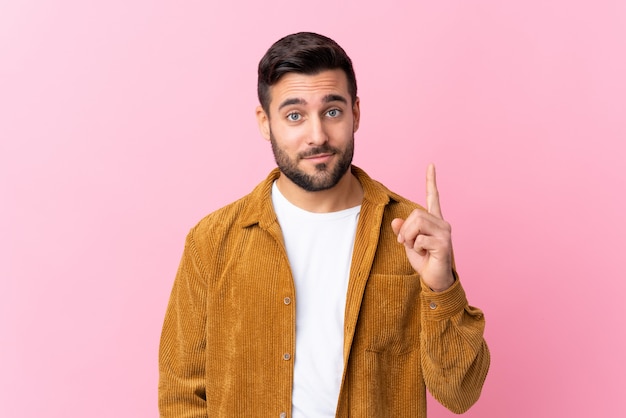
[257,32,358,113]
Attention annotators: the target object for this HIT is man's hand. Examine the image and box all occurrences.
[391,164,455,292]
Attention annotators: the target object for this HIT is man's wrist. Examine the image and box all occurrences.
[428,270,457,292]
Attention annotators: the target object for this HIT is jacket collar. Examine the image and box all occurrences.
[238,165,394,229]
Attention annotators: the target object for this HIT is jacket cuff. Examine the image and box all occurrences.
[420,275,468,321]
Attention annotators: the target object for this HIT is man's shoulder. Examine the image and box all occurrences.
[189,169,279,237]
[383,187,425,220]
[193,194,251,232]
[353,166,425,216]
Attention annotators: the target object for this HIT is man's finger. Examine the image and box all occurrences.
[391,218,404,240]
[426,163,443,218]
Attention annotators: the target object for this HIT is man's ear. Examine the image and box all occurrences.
[352,97,361,133]
[256,106,271,141]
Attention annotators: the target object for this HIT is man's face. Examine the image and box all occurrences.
[256,69,360,192]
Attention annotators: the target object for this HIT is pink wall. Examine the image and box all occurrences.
[1,1,624,416]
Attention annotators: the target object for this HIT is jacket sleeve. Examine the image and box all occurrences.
[159,231,208,417]
[419,276,490,413]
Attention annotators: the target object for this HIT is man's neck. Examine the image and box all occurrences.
[275,169,364,213]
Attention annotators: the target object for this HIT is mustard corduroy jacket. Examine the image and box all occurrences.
[159,166,490,417]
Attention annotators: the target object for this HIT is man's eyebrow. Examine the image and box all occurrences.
[278,98,306,110]
[323,94,348,104]
[277,94,348,111]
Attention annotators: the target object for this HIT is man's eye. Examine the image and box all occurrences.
[326,109,341,118]
[287,113,301,121]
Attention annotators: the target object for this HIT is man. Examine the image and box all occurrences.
[159,32,489,417]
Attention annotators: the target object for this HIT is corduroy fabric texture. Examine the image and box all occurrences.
[159,166,490,417]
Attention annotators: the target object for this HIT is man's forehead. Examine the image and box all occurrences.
[269,69,350,108]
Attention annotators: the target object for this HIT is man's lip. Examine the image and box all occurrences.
[303,153,333,160]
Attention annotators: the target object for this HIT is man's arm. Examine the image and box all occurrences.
[391,164,490,411]
[159,231,208,417]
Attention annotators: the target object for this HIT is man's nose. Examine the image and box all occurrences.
[307,116,328,145]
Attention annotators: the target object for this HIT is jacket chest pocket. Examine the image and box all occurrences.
[356,273,421,355]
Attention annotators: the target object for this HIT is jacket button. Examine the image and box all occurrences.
[283,353,291,361]
[284,297,291,305]
[280,413,287,418]
[429,302,438,310]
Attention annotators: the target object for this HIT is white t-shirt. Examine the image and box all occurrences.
[271,182,361,418]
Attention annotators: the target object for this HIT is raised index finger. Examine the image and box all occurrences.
[426,163,443,218]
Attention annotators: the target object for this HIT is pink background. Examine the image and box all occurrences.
[1,1,625,417]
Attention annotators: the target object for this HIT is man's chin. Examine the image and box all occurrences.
[281,170,334,192]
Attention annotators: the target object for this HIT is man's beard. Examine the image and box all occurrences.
[270,130,354,192]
